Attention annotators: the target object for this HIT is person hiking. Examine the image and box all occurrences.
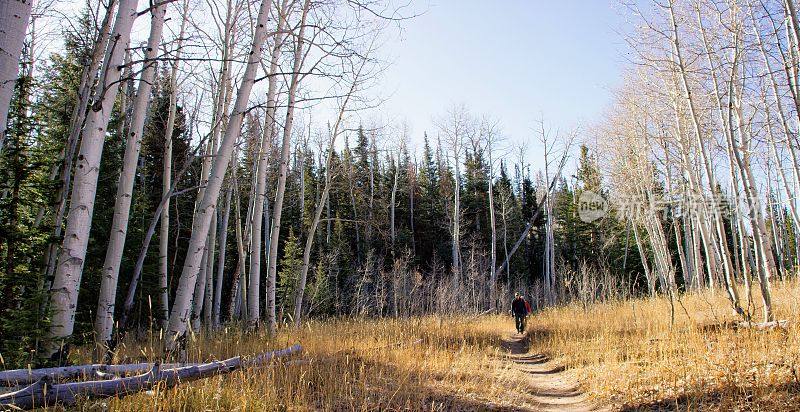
[511,293,530,334]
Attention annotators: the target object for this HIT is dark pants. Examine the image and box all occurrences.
[514,314,526,333]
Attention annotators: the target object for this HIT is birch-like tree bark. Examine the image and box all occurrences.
[0,0,33,153]
[39,0,117,310]
[45,0,141,360]
[265,0,311,333]
[390,145,402,255]
[202,210,218,327]
[229,148,247,320]
[669,2,741,313]
[481,119,500,309]
[437,106,470,279]
[94,0,167,354]
[247,0,290,327]
[213,186,232,327]
[158,0,191,331]
[166,0,275,350]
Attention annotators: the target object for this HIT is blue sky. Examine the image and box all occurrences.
[373,0,638,168]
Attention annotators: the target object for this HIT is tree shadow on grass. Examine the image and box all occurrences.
[619,381,800,411]
[327,355,535,410]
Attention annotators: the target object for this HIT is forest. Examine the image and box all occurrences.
[1,0,800,410]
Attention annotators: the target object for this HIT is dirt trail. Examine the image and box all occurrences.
[501,333,607,412]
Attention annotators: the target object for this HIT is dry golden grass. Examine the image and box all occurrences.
[527,279,800,410]
[55,281,800,410]
[66,316,540,411]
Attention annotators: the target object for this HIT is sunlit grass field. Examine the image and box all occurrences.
[527,279,800,410]
[48,280,800,410]
[66,316,537,411]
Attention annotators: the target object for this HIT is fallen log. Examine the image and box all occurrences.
[0,362,187,387]
[0,345,301,410]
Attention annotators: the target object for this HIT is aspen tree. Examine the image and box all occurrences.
[248,0,290,327]
[0,0,33,152]
[293,52,372,325]
[264,0,311,333]
[94,0,168,354]
[159,0,191,331]
[166,0,276,350]
[45,0,141,359]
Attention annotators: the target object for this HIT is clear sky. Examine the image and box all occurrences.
[373,0,637,168]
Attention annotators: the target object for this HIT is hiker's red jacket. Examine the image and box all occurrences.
[512,297,530,316]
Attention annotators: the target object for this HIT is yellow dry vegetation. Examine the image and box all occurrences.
[527,279,800,410]
[63,280,800,410]
[70,316,536,411]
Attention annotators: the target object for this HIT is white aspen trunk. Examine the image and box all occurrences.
[247,0,288,327]
[265,0,311,334]
[663,146,690,290]
[390,154,399,255]
[94,1,167,353]
[408,160,415,255]
[452,157,461,277]
[166,0,275,350]
[722,15,776,320]
[45,0,140,359]
[158,0,190,332]
[726,77,774,321]
[731,100,775,321]
[292,58,366,325]
[767,174,785,277]
[0,0,32,152]
[675,215,690,288]
[632,222,655,297]
[186,0,235,331]
[487,145,497,309]
[203,211,218,327]
[213,188,231,327]
[786,0,800,72]
[671,82,718,292]
[326,183,332,244]
[39,0,117,312]
[542,134,555,305]
[752,8,800,239]
[673,4,739,310]
[768,3,800,186]
[299,132,308,223]
[682,209,695,289]
[261,198,276,318]
[193,0,234,234]
[229,156,247,320]
[191,243,209,331]
[736,204,754,313]
[645,202,675,291]
[242,139,260,320]
[690,214,705,288]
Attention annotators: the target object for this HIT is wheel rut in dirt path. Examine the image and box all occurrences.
[501,333,607,412]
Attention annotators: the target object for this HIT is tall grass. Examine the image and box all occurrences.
[52,279,800,410]
[68,316,539,411]
[527,279,800,410]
